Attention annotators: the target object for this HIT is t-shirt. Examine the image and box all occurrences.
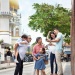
[6,51,12,57]
[55,32,63,52]
[33,44,44,55]
[16,38,29,60]
[47,42,56,54]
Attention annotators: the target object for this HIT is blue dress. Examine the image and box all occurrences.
[35,53,48,70]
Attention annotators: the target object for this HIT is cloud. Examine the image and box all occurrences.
[56,0,71,8]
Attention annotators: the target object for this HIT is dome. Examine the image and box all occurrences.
[9,0,19,9]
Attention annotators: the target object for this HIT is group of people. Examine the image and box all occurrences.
[46,28,63,75]
[14,28,63,75]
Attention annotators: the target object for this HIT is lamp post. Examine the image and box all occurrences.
[71,0,75,75]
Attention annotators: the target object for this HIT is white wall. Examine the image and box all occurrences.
[0,45,4,61]
[0,0,10,43]
[1,0,9,12]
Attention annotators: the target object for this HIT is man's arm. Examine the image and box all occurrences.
[46,38,60,42]
[51,38,60,42]
[14,43,19,55]
[20,41,28,44]
[47,33,62,43]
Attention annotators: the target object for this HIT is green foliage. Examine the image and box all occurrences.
[64,37,70,44]
[28,3,71,37]
[32,42,37,46]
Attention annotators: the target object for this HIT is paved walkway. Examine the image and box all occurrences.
[63,62,71,75]
[46,62,71,75]
[0,62,72,75]
[0,62,33,69]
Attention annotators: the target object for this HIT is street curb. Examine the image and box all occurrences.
[0,62,33,70]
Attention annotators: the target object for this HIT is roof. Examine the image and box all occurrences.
[1,43,12,48]
[9,0,19,9]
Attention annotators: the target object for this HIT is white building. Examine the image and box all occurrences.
[0,0,21,45]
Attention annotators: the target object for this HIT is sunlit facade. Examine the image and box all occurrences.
[0,0,21,44]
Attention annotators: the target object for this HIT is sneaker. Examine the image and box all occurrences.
[14,59,19,63]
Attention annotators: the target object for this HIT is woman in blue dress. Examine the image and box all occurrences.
[35,48,48,75]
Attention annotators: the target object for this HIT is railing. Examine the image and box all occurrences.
[9,13,21,25]
[0,11,13,17]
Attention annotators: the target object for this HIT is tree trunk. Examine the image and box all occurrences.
[71,0,75,75]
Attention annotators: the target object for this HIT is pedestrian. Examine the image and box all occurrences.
[0,52,2,64]
[32,37,44,75]
[46,31,57,75]
[14,34,28,63]
[34,48,48,75]
[14,34,31,75]
[47,28,63,75]
[6,47,12,66]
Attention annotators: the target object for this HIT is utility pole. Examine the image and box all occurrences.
[71,0,75,75]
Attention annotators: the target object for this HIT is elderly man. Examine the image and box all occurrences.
[32,37,44,75]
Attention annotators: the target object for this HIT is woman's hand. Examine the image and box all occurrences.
[37,56,40,60]
[46,39,51,42]
[48,31,51,34]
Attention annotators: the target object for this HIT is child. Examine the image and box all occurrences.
[34,48,48,75]
[14,35,28,63]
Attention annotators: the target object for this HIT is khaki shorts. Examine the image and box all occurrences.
[7,56,11,61]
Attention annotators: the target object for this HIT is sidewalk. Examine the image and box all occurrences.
[0,62,72,75]
[46,62,71,75]
[0,62,33,70]
[63,62,71,75]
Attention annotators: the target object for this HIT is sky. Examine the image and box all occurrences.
[18,0,71,44]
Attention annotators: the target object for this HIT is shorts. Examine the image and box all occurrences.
[7,56,11,61]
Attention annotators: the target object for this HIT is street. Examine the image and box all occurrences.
[0,62,50,75]
[0,62,71,75]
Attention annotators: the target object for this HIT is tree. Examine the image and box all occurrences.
[28,3,71,37]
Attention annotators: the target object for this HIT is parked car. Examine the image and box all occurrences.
[61,46,71,62]
[23,53,33,62]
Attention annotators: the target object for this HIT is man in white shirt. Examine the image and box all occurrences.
[14,34,32,75]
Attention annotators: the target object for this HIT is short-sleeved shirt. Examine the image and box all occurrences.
[33,44,44,55]
[16,38,28,60]
[47,42,56,54]
[55,32,63,52]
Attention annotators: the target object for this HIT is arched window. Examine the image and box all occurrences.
[15,28,19,37]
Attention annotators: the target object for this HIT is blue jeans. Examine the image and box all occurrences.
[50,52,58,74]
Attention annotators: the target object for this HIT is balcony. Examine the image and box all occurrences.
[0,11,13,18]
[10,21,21,26]
[9,13,21,26]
